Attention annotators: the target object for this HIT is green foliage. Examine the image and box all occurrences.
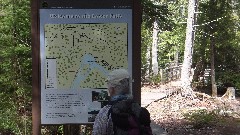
[141,24,151,82]
[0,94,18,133]
[41,125,64,135]
[141,22,152,76]
[192,0,240,88]
[183,109,218,128]
[150,74,161,84]
[156,0,188,68]
[141,0,187,81]
[141,0,174,30]
[216,71,240,90]
[0,0,31,134]
[158,25,186,67]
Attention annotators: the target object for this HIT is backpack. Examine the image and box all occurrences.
[108,99,153,135]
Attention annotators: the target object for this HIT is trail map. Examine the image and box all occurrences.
[44,23,128,89]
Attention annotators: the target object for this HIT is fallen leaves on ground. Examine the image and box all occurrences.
[142,85,240,135]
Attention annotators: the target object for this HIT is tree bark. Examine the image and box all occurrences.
[210,36,217,97]
[181,0,196,95]
[152,19,159,75]
[146,34,151,78]
[209,0,217,97]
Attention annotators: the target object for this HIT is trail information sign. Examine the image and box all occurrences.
[38,0,137,124]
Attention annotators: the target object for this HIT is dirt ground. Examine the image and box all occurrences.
[142,84,240,135]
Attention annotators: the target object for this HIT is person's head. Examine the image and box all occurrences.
[106,69,132,98]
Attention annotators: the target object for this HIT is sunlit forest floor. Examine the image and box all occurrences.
[142,81,240,135]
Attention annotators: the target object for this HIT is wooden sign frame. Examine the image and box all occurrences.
[31,0,141,134]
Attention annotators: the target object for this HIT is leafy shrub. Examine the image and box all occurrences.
[150,74,161,84]
[216,71,240,90]
[183,109,218,128]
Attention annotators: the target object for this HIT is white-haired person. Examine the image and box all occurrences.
[92,69,152,135]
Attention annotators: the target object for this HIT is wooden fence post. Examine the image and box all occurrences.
[160,69,163,84]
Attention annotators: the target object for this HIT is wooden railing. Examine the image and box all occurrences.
[160,65,182,84]
[141,64,182,84]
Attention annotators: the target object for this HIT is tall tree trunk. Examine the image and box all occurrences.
[174,50,179,66]
[152,19,159,76]
[197,27,207,82]
[181,0,196,95]
[210,36,217,97]
[209,0,217,97]
[146,42,151,77]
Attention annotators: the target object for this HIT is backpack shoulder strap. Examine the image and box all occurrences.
[139,107,153,135]
[139,107,151,126]
[107,105,112,119]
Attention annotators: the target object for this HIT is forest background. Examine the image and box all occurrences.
[0,0,239,134]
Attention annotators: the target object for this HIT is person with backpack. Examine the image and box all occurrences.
[92,68,153,135]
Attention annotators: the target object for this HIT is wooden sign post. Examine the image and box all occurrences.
[32,0,141,134]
